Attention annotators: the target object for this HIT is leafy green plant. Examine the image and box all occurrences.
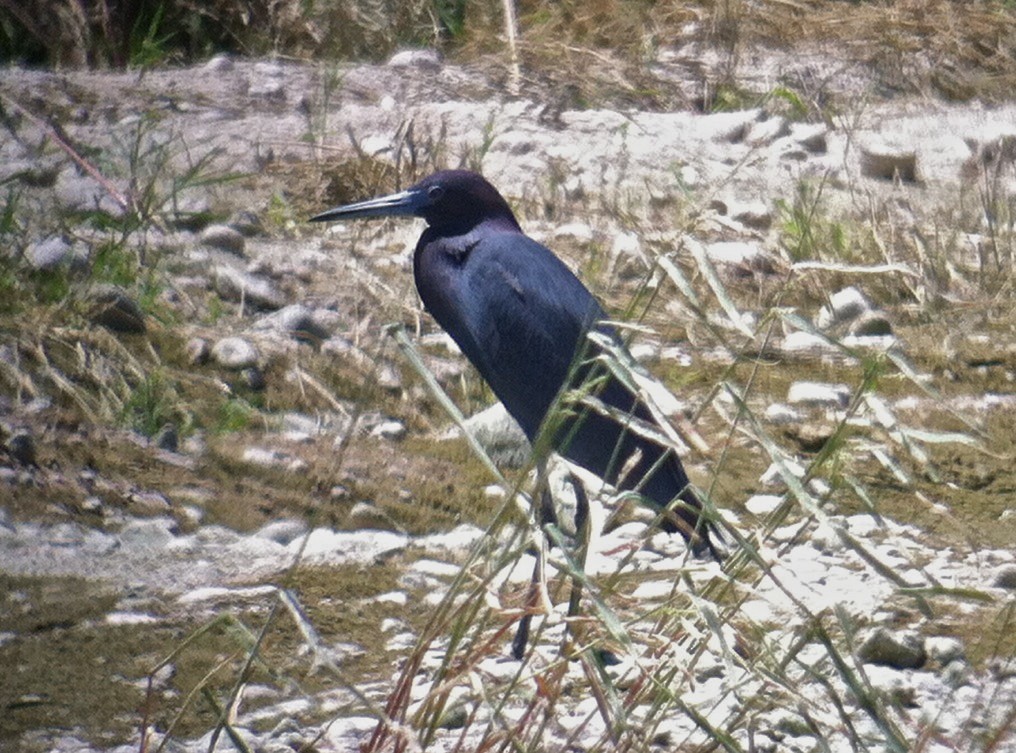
[27,266,72,305]
[122,371,176,437]
[129,1,175,67]
[216,396,254,433]
[434,0,467,40]
[463,111,500,172]
[710,82,756,113]
[767,84,810,121]
[0,187,25,312]
[778,179,850,262]
[91,238,138,288]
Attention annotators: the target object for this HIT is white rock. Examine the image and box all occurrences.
[317,716,380,749]
[763,403,803,424]
[105,611,159,625]
[255,519,308,545]
[659,345,692,365]
[370,420,406,441]
[295,528,408,563]
[925,636,965,667]
[611,230,642,260]
[816,286,871,329]
[782,331,838,355]
[745,494,783,516]
[553,221,594,243]
[211,336,260,369]
[416,524,485,552]
[407,558,460,580]
[380,618,406,633]
[204,53,233,71]
[631,580,675,600]
[359,135,393,156]
[387,49,442,71]
[241,446,303,471]
[810,523,845,554]
[629,342,659,362]
[476,656,527,682]
[807,477,831,497]
[119,517,177,549]
[705,240,772,272]
[843,514,883,537]
[253,61,282,76]
[759,458,806,487]
[26,237,75,270]
[374,591,408,606]
[676,164,700,188]
[787,381,851,408]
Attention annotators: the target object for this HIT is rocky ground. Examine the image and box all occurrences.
[1,44,1015,753]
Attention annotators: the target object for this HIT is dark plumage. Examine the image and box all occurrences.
[312,170,719,557]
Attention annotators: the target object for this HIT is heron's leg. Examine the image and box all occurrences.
[511,461,556,660]
[563,473,590,647]
[512,468,594,658]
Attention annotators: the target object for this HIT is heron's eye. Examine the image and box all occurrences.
[427,185,445,202]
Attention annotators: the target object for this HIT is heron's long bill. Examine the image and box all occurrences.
[309,187,425,222]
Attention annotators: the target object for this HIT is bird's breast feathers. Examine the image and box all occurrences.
[417,230,602,405]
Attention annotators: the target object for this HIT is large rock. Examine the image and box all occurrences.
[458,403,530,467]
[26,237,79,271]
[213,265,287,310]
[254,304,333,342]
[55,168,126,216]
[200,224,246,256]
[849,311,893,337]
[295,528,409,564]
[994,564,1016,589]
[816,286,871,330]
[211,336,259,369]
[88,284,146,333]
[857,627,926,669]
[859,137,917,182]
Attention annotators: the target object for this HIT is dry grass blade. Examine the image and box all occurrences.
[684,237,755,338]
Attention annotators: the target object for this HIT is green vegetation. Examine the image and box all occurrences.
[3,1,1016,105]
[1,2,1015,751]
[121,371,177,437]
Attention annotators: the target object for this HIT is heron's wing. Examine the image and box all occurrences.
[435,231,717,556]
[455,232,606,438]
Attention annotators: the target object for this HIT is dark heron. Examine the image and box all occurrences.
[311,170,721,649]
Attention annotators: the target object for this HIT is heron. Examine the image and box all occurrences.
[312,169,721,655]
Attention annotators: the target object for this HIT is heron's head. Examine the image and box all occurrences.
[311,170,521,234]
